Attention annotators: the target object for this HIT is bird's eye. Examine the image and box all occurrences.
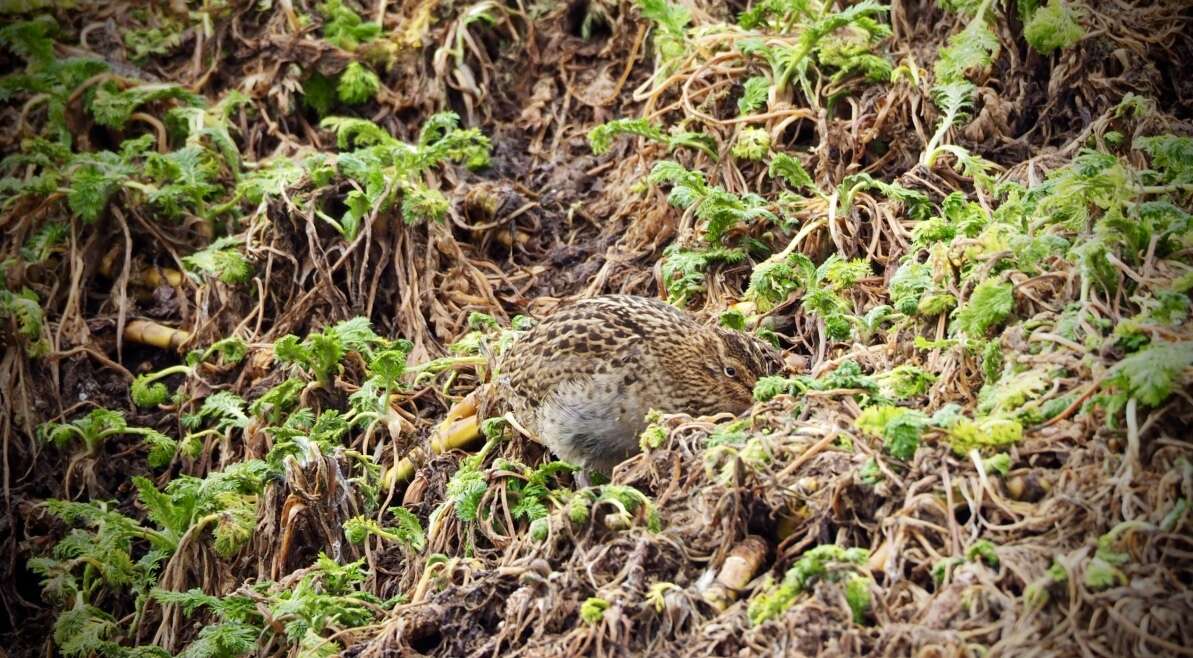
[724,366,737,378]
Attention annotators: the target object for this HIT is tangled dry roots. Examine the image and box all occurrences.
[1,0,1192,657]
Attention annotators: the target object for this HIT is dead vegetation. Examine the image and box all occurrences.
[0,0,1191,657]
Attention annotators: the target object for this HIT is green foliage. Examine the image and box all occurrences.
[319,0,381,51]
[1135,134,1193,186]
[738,0,814,30]
[89,82,203,130]
[344,508,426,551]
[580,597,610,624]
[320,112,490,232]
[718,309,747,331]
[52,603,130,658]
[952,278,1013,337]
[659,244,745,305]
[875,365,936,400]
[983,452,1012,475]
[738,75,771,115]
[156,553,387,658]
[587,118,715,158]
[844,574,872,623]
[267,554,385,646]
[858,457,883,485]
[66,150,137,222]
[837,172,931,220]
[855,405,928,460]
[746,253,871,340]
[0,14,57,66]
[189,391,250,432]
[182,236,253,284]
[755,360,878,402]
[32,462,268,656]
[742,1,891,94]
[768,153,815,191]
[336,62,380,105]
[39,408,177,465]
[978,368,1050,417]
[947,416,1023,454]
[274,317,383,386]
[446,453,489,522]
[745,252,813,312]
[732,127,771,160]
[1023,0,1083,55]
[508,460,577,529]
[21,220,67,262]
[637,0,691,71]
[1105,341,1193,408]
[0,286,49,356]
[934,1,999,84]
[889,261,933,316]
[302,72,337,116]
[748,544,870,625]
[31,498,167,609]
[123,17,183,62]
[650,160,776,244]
[132,338,247,409]
[822,257,871,288]
[921,81,975,167]
[595,484,662,531]
[965,539,999,566]
[588,118,665,154]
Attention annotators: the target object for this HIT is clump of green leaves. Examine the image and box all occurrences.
[737,75,771,115]
[768,152,815,192]
[318,112,490,234]
[273,317,383,387]
[650,160,777,244]
[740,1,892,96]
[507,460,578,539]
[39,408,179,468]
[580,597,610,624]
[123,13,183,62]
[855,405,929,460]
[934,0,999,84]
[647,160,784,304]
[1023,0,1083,55]
[946,415,1023,454]
[837,172,932,220]
[160,552,394,658]
[638,0,691,74]
[745,253,871,341]
[344,508,426,551]
[566,484,662,532]
[0,286,50,356]
[875,364,936,400]
[336,61,380,105]
[31,461,270,655]
[732,127,772,160]
[89,82,203,131]
[659,244,747,306]
[319,0,381,51]
[952,278,1014,338]
[755,360,878,402]
[1100,340,1193,414]
[748,544,872,625]
[181,236,253,284]
[587,118,715,158]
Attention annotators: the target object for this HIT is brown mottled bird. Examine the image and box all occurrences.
[492,295,784,474]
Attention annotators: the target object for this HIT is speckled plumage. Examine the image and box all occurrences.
[494,295,783,474]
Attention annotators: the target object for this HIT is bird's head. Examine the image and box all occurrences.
[702,327,785,413]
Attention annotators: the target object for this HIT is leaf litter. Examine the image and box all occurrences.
[0,1,1191,657]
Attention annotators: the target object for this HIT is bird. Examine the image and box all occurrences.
[488,295,785,475]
